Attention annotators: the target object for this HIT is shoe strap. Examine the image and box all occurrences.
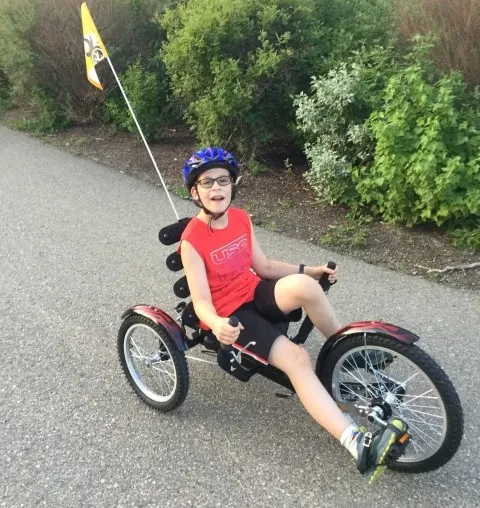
[357,432,373,474]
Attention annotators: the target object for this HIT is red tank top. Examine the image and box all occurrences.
[180,208,261,322]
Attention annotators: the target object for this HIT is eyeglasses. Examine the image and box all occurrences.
[196,175,233,188]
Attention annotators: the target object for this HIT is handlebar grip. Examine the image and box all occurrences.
[219,316,239,350]
[319,261,337,293]
[228,316,239,327]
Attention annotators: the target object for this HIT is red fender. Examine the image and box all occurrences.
[317,320,420,372]
[333,321,420,343]
[121,304,188,352]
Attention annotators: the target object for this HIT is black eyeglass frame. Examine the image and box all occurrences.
[195,175,234,189]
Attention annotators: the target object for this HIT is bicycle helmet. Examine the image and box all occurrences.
[183,146,239,190]
[182,146,240,222]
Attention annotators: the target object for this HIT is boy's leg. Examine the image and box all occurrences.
[274,274,340,338]
[268,335,350,439]
[268,335,411,481]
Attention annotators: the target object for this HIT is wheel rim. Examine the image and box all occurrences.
[124,323,177,403]
[331,345,448,463]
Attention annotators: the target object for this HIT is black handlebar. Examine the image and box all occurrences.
[218,316,240,350]
[228,316,239,327]
[319,261,337,292]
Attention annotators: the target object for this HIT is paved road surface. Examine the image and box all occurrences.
[1,127,479,507]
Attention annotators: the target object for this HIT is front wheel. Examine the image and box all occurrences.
[317,334,463,473]
[118,314,189,411]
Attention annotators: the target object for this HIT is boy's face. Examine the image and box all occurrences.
[191,167,233,214]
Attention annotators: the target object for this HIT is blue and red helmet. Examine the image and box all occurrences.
[182,146,239,189]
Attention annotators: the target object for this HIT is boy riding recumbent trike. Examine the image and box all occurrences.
[118,216,464,477]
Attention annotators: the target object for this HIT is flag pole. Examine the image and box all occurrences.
[105,58,180,221]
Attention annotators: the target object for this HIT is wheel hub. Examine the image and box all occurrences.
[368,397,393,422]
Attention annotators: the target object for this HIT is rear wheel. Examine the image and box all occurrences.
[317,334,463,473]
[118,314,189,411]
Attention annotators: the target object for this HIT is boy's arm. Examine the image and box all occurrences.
[250,219,336,281]
[250,223,301,279]
[181,240,241,343]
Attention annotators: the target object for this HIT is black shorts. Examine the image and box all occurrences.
[231,279,302,365]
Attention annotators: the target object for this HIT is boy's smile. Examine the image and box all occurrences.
[194,167,232,213]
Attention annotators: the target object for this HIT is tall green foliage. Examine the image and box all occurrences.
[104,59,166,140]
[0,0,170,124]
[294,65,365,204]
[0,68,13,109]
[293,46,399,204]
[356,50,480,237]
[295,38,480,246]
[0,0,37,96]
[160,0,394,157]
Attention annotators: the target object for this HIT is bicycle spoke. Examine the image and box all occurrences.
[152,363,176,382]
[330,343,449,465]
[408,437,427,455]
[405,420,441,447]
[399,416,444,430]
[338,383,370,404]
[365,351,391,394]
[124,323,178,403]
[341,363,379,399]
[398,406,444,420]
[399,390,437,405]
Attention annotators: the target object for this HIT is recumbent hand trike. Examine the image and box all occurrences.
[117,217,463,474]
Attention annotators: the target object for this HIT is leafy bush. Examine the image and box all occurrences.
[450,227,480,249]
[10,88,69,134]
[0,0,170,124]
[0,0,37,96]
[355,42,480,233]
[160,0,395,158]
[0,69,13,110]
[294,46,399,204]
[104,59,166,140]
[294,65,365,203]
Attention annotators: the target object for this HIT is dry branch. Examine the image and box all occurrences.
[414,262,480,274]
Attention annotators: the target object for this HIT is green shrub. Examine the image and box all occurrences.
[355,41,480,232]
[104,59,166,140]
[0,0,37,97]
[0,69,13,110]
[293,46,400,204]
[160,0,394,158]
[11,88,69,134]
[450,227,480,249]
[294,65,365,203]
[0,0,171,124]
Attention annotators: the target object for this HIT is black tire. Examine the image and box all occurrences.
[316,334,463,473]
[118,314,189,412]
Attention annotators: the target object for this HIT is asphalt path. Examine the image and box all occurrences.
[1,126,479,508]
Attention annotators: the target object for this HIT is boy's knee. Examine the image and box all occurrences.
[288,344,312,371]
[269,338,312,374]
[295,275,323,305]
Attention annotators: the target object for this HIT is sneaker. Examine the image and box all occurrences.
[356,419,410,483]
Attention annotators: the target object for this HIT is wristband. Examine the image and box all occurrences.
[298,264,305,274]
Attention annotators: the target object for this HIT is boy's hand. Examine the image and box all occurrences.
[308,264,338,284]
[213,317,244,345]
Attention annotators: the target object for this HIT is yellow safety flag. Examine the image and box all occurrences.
[81,2,108,90]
